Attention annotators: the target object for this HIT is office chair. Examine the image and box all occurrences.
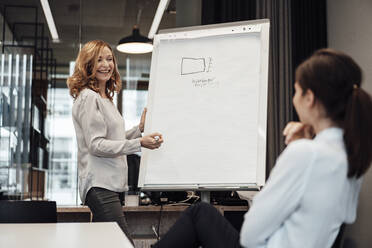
[127,154,141,193]
[0,200,57,223]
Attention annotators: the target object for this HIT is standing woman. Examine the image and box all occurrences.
[152,49,372,248]
[67,40,163,243]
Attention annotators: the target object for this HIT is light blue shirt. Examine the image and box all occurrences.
[240,127,363,248]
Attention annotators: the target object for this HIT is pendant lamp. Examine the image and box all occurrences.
[117,25,153,54]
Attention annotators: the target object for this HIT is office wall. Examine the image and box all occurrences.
[327,0,372,247]
[176,0,201,27]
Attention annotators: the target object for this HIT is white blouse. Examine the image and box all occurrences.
[72,88,142,203]
[240,127,363,248]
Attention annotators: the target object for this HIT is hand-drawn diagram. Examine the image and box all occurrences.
[181,57,213,75]
[192,77,219,88]
[181,57,205,75]
[206,57,213,73]
[180,57,218,88]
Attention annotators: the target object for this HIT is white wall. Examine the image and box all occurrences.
[328,0,372,95]
[327,0,372,247]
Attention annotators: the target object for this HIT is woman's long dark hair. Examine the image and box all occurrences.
[295,48,372,178]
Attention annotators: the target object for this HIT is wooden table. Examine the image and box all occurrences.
[57,205,249,239]
[57,205,249,214]
[0,222,133,248]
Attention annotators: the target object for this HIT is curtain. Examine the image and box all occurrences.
[202,0,256,25]
[291,0,328,68]
[255,0,294,175]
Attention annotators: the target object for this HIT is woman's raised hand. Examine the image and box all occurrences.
[140,132,163,149]
[283,122,314,145]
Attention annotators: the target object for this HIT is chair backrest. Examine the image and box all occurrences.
[331,224,346,248]
[127,154,141,192]
[0,200,57,223]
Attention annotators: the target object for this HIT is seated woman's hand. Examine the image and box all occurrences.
[140,132,163,149]
[283,122,314,145]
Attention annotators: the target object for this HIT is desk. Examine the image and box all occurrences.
[57,205,249,215]
[57,205,249,237]
[0,222,133,248]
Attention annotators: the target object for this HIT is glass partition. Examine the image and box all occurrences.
[1,0,176,205]
[0,53,33,199]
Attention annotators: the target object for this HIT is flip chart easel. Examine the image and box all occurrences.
[139,20,270,200]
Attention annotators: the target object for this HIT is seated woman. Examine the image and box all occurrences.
[152,49,372,248]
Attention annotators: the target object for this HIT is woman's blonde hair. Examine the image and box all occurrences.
[67,40,121,101]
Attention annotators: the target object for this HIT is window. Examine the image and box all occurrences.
[47,88,79,205]
[122,89,148,130]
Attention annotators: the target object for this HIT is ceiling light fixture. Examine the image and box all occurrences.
[148,0,170,39]
[117,25,153,54]
[40,0,60,42]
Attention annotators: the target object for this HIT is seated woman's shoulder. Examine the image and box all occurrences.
[289,138,347,175]
[277,139,315,166]
[286,138,314,152]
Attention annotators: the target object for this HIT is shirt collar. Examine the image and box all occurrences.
[314,127,344,142]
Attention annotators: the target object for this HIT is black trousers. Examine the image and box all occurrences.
[85,187,133,244]
[153,202,242,248]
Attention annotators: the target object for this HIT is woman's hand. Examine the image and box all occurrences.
[139,108,147,133]
[283,122,314,145]
[140,132,163,149]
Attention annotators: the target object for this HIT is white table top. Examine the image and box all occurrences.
[0,222,134,248]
